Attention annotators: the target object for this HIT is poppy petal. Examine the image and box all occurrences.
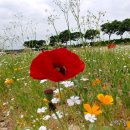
[30,48,85,82]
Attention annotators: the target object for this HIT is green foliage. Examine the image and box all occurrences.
[59,30,71,43]
[122,18,130,31]
[49,30,83,46]
[24,40,46,49]
[117,19,130,38]
[88,124,97,130]
[49,35,59,46]
[101,18,130,40]
[84,29,100,41]
[49,30,71,46]
[101,22,114,40]
[70,32,83,41]
[0,46,130,129]
[90,38,130,46]
[101,20,122,40]
[111,20,121,32]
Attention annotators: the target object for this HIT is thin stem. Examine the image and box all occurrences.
[52,110,65,130]
[57,82,68,130]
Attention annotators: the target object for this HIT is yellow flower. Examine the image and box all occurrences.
[4,79,14,85]
[84,103,102,115]
[14,68,18,71]
[55,93,60,98]
[43,98,49,103]
[126,121,130,128]
[97,94,113,105]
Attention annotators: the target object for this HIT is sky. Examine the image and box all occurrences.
[0,0,130,49]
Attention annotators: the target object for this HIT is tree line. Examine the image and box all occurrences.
[24,18,130,49]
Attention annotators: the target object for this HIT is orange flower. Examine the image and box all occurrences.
[96,79,101,84]
[92,80,96,87]
[92,79,101,87]
[4,79,14,85]
[97,94,113,105]
[126,121,130,128]
[84,103,102,115]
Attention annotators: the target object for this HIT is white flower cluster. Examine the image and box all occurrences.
[51,98,60,104]
[37,107,47,114]
[52,111,63,119]
[43,111,63,120]
[60,81,74,87]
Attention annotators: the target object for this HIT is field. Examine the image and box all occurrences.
[0,45,130,130]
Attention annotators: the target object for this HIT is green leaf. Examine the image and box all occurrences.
[88,124,97,130]
[100,126,113,130]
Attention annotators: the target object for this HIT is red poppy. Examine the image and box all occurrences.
[107,43,116,49]
[30,48,85,82]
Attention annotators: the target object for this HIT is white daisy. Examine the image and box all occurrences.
[52,111,63,119]
[37,107,47,114]
[84,114,97,123]
[43,115,51,120]
[60,81,74,87]
[51,98,60,104]
[67,96,81,106]
[39,126,47,130]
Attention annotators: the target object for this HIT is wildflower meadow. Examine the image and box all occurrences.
[0,0,130,130]
[0,45,130,130]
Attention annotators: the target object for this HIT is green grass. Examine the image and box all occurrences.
[0,46,130,130]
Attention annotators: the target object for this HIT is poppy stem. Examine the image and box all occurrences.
[57,82,68,130]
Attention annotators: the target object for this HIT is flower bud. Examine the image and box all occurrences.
[44,89,53,101]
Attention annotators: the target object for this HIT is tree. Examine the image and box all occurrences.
[111,20,121,32]
[101,22,114,40]
[122,18,130,31]
[49,30,71,47]
[116,21,125,39]
[117,19,130,38]
[49,35,59,46]
[84,29,100,41]
[70,32,83,41]
[24,40,46,49]
[59,30,71,44]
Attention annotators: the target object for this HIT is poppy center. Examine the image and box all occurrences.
[54,65,66,75]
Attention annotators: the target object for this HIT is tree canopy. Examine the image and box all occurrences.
[101,19,130,40]
[24,40,46,49]
[84,29,100,41]
[71,32,83,41]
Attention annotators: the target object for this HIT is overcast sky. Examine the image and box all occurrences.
[0,0,130,49]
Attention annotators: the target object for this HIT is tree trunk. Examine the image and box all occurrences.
[120,35,123,39]
[108,34,111,41]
